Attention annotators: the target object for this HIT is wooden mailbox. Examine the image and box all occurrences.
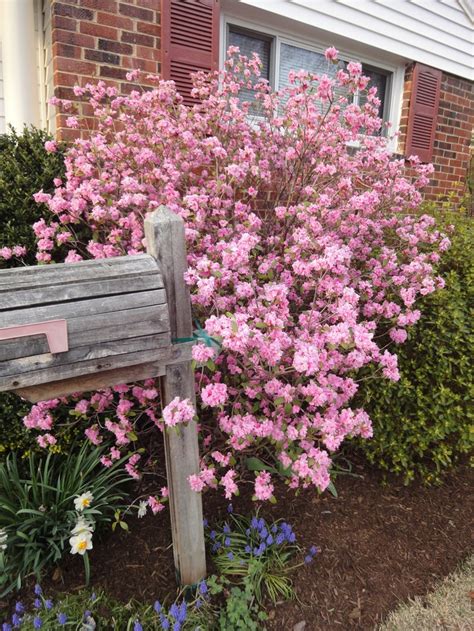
[0,207,206,586]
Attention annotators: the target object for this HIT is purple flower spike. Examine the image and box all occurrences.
[57,613,68,625]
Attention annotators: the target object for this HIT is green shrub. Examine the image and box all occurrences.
[0,125,65,268]
[0,443,131,595]
[355,211,473,484]
[0,126,68,460]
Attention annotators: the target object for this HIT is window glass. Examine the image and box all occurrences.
[359,66,388,119]
[228,27,271,107]
[278,43,348,105]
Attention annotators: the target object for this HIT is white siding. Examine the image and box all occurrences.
[234,0,474,80]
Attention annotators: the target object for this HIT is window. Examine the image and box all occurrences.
[226,24,392,127]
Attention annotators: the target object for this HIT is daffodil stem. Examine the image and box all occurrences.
[83,551,91,585]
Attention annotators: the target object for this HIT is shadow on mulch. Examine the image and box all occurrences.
[35,457,473,630]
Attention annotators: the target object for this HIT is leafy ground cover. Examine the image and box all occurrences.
[2,452,471,630]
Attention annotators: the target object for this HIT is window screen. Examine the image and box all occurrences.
[278,43,347,105]
[228,27,272,107]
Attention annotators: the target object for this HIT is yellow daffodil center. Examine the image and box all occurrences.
[78,540,88,551]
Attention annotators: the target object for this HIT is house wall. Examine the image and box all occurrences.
[399,64,474,202]
[49,0,162,140]
[235,0,473,81]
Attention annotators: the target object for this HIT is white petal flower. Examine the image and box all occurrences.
[69,533,93,555]
[71,517,94,536]
[74,492,94,512]
[137,501,147,518]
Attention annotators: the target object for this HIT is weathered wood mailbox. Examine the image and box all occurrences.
[0,207,206,586]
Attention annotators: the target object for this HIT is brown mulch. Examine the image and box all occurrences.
[24,457,474,629]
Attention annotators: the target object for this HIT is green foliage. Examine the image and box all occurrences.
[356,211,473,484]
[0,125,65,268]
[0,393,94,461]
[0,444,131,595]
[209,513,301,606]
[5,588,215,630]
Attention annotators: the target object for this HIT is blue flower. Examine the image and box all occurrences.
[223,523,231,534]
[2,623,12,631]
[224,537,231,547]
[177,602,187,623]
[161,617,170,630]
[202,518,208,527]
[209,530,216,540]
[227,503,233,513]
[14,603,24,615]
[250,517,259,529]
[134,622,143,631]
[83,610,91,620]
[271,524,278,534]
[33,616,42,629]
[245,544,252,554]
[44,600,53,610]
[173,623,181,631]
[90,592,97,602]
[34,584,42,596]
[169,603,179,620]
[257,518,265,530]
[276,533,285,545]
[227,551,234,560]
[33,599,42,609]
[288,532,296,543]
[57,613,68,625]
[266,535,274,545]
[195,598,203,609]
[259,527,268,539]
[11,614,21,628]
[154,600,162,613]
[304,555,313,564]
[309,545,319,556]
[199,580,208,595]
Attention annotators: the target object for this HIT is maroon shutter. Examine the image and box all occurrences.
[405,63,442,163]
[162,0,220,105]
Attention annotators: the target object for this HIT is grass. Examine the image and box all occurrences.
[379,555,473,631]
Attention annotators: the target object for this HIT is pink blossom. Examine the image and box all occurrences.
[201,383,228,407]
[324,46,338,61]
[254,471,274,501]
[162,397,195,427]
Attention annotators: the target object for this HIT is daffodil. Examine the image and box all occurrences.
[69,533,93,555]
[71,517,94,537]
[73,491,93,512]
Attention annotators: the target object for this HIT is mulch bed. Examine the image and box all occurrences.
[16,456,474,629]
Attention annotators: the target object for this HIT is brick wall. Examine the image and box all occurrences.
[50,0,161,140]
[399,64,474,203]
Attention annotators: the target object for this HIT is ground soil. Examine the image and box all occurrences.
[18,456,474,630]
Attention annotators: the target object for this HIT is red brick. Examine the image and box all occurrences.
[53,42,82,60]
[99,38,133,55]
[52,15,77,31]
[79,0,118,10]
[97,11,133,30]
[53,3,93,20]
[121,31,154,47]
[135,0,160,8]
[100,65,128,80]
[137,21,161,36]
[136,45,161,61]
[53,29,95,48]
[85,49,120,65]
[54,57,97,75]
[119,3,154,21]
[80,21,119,40]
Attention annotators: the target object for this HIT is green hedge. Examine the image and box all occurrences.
[355,211,473,484]
[0,125,65,267]
[0,126,66,457]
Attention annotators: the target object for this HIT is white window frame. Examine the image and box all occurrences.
[221,15,405,152]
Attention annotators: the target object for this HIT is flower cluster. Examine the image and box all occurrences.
[23,46,447,501]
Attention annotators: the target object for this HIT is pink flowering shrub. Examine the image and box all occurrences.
[26,48,447,500]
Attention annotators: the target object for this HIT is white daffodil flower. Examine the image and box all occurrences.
[71,517,94,537]
[74,491,94,512]
[137,501,147,518]
[69,533,93,555]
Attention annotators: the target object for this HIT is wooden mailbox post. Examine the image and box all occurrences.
[0,207,206,586]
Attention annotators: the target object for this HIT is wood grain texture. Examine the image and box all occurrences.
[0,254,160,290]
[145,207,206,586]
